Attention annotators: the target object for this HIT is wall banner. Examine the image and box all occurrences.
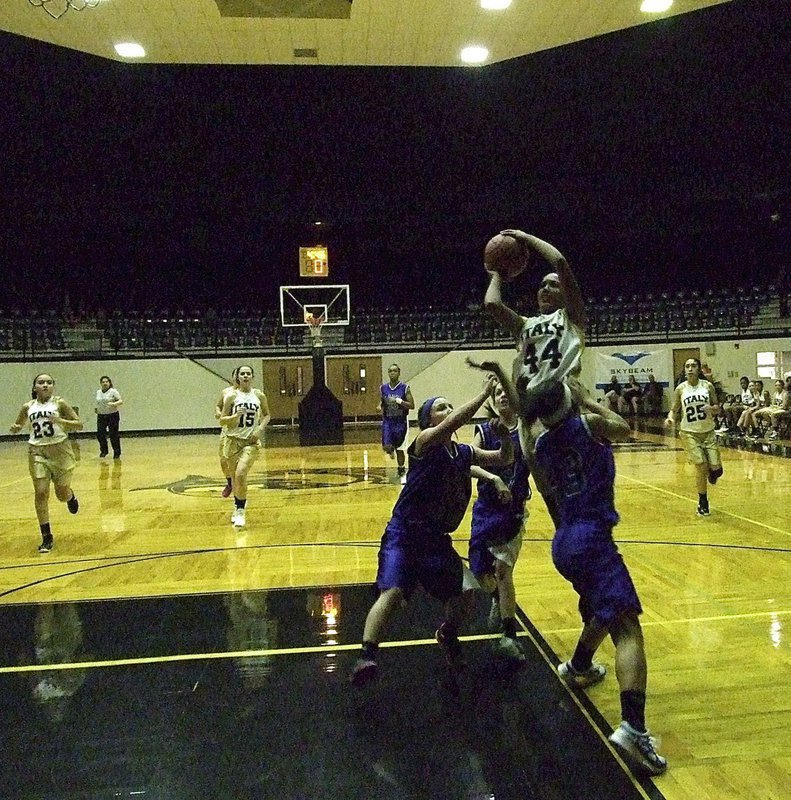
[594,349,672,391]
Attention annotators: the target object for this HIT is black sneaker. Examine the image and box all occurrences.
[697,503,710,516]
[38,536,54,554]
[708,467,723,485]
[67,494,79,514]
[436,625,467,671]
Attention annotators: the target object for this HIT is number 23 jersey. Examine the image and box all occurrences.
[27,399,68,446]
[512,307,583,396]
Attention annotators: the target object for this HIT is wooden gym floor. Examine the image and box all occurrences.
[0,423,788,799]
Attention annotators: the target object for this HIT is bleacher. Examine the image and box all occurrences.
[1,284,788,358]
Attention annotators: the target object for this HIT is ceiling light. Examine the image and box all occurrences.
[481,0,512,9]
[115,42,146,59]
[460,46,489,65]
[640,0,673,12]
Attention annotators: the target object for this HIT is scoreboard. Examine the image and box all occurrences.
[299,246,329,277]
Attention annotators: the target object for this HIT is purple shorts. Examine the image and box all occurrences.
[376,525,463,602]
[382,419,408,449]
[551,522,642,626]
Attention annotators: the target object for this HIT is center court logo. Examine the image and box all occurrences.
[134,468,394,496]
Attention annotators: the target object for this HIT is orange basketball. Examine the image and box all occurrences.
[483,233,529,280]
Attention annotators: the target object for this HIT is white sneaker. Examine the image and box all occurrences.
[609,721,667,775]
[492,635,526,663]
[232,508,246,528]
[557,660,607,689]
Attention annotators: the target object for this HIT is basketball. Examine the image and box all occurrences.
[483,233,529,280]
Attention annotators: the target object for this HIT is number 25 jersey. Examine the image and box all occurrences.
[678,380,715,433]
[512,307,583,398]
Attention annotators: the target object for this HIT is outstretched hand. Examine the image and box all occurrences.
[466,357,507,386]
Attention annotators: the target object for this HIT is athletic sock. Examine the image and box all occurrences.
[40,522,52,538]
[620,689,647,733]
[570,642,595,673]
[234,497,247,509]
[698,492,708,506]
[502,617,518,639]
[361,641,378,661]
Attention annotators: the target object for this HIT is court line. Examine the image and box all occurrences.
[0,633,504,674]
[0,477,28,490]
[512,615,662,800]
[2,533,787,578]
[0,624,662,797]
[619,473,791,538]
[2,536,788,602]
[538,608,791,636]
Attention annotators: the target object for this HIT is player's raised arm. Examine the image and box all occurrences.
[483,271,524,339]
[501,230,585,330]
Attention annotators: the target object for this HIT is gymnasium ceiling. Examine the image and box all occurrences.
[2,0,731,66]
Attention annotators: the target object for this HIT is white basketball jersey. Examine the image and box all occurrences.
[27,399,68,446]
[512,307,583,398]
[219,386,236,439]
[227,389,261,440]
[679,381,715,433]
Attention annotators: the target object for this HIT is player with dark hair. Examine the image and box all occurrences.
[664,357,722,516]
[482,229,586,526]
[378,363,415,480]
[534,389,667,776]
[95,375,123,459]
[351,376,514,686]
[468,380,531,662]
[9,373,82,553]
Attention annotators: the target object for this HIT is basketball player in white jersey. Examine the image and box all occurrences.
[9,373,83,553]
[665,358,722,516]
[482,229,586,525]
[215,368,240,499]
[219,365,271,528]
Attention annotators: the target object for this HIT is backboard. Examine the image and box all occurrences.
[279,284,350,328]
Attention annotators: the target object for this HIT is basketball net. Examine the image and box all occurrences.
[305,313,325,348]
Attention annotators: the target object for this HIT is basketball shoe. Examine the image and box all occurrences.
[609,721,667,775]
[557,660,607,688]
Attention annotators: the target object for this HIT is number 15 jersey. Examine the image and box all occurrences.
[512,307,583,398]
[227,389,262,440]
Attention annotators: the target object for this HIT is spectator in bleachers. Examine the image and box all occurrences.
[718,376,752,433]
[604,377,628,414]
[621,375,643,415]
[739,380,770,438]
[642,374,663,416]
[753,379,791,439]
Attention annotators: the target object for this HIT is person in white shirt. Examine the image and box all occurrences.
[95,375,123,459]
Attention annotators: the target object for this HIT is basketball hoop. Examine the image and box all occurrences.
[305,313,325,348]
